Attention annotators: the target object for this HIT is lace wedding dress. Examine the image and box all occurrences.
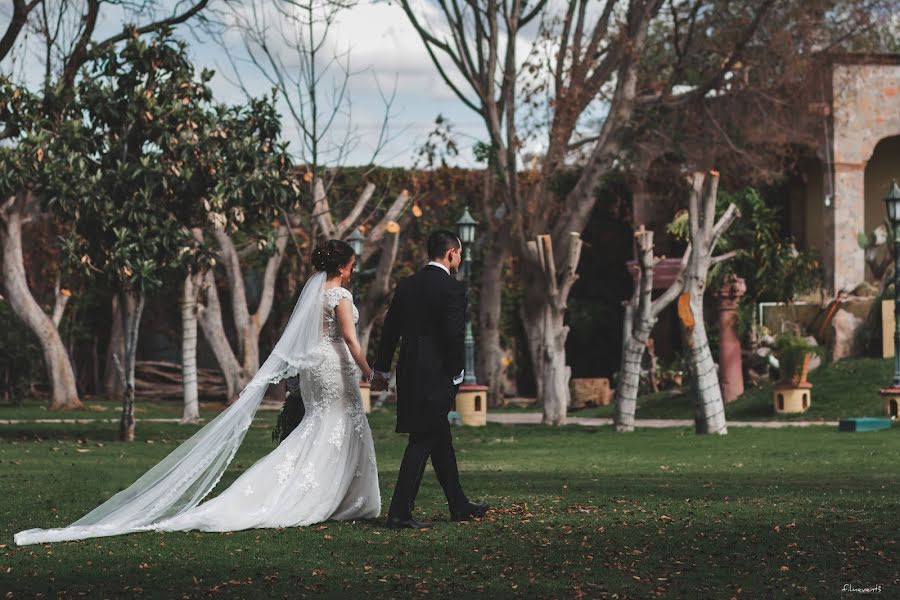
[15,275,380,545]
[155,286,380,532]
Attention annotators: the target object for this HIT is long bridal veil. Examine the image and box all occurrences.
[14,272,328,546]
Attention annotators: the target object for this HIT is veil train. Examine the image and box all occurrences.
[14,272,327,546]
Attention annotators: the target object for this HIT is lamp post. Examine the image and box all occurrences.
[879,180,900,420]
[885,180,900,385]
[456,207,478,385]
[346,226,372,411]
[346,228,365,296]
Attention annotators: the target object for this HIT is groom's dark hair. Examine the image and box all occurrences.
[427,230,461,260]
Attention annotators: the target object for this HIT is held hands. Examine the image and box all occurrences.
[370,372,389,392]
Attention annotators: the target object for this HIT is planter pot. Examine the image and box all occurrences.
[569,378,612,408]
[359,381,371,414]
[453,384,489,426]
[879,387,900,420]
[773,383,812,414]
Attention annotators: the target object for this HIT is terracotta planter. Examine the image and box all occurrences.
[773,382,812,413]
[452,384,489,426]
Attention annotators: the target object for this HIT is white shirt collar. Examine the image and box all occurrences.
[427,261,451,276]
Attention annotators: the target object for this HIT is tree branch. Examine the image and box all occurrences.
[336,182,375,238]
[362,190,409,262]
[253,225,288,328]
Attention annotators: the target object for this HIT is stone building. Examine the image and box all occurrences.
[628,53,900,294]
[778,54,900,292]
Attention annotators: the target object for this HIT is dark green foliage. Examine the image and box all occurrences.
[668,187,823,305]
[0,303,43,403]
[773,333,825,384]
[42,30,297,294]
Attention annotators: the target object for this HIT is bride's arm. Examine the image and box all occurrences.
[335,298,373,381]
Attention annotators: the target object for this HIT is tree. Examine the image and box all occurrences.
[216,0,409,359]
[400,0,780,424]
[0,81,80,409]
[613,171,737,433]
[0,0,212,409]
[178,95,300,405]
[611,0,892,432]
[46,32,240,440]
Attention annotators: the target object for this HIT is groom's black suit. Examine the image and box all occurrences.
[375,264,468,519]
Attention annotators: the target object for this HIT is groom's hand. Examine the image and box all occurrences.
[371,373,389,392]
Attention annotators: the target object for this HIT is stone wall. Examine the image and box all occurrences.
[829,62,900,292]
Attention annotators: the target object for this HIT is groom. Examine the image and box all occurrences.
[371,230,489,529]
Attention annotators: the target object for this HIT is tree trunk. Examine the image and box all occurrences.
[541,307,571,425]
[210,227,287,403]
[180,270,202,424]
[103,295,125,401]
[613,228,687,432]
[679,289,727,434]
[476,227,510,406]
[357,230,400,355]
[524,233,582,425]
[0,193,81,409]
[118,288,145,442]
[197,268,249,400]
[613,303,652,431]
[519,276,546,403]
[677,172,738,435]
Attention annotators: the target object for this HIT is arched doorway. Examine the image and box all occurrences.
[864,135,900,281]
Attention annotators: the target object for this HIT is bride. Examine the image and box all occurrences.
[15,240,380,545]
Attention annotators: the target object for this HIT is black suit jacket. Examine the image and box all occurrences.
[375,265,467,433]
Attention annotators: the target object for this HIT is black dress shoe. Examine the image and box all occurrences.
[385,516,433,530]
[450,501,490,521]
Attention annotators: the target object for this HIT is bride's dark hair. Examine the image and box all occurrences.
[311,239,356,275]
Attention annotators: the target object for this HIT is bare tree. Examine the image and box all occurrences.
[613,171,738,433]
[400,0,785,424]
[0,192,79,409]
[188,227,291,403]
[212,0,409,356]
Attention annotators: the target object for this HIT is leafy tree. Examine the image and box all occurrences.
[45,32,231,440]
[185,96,299,410]
[0,1,212,410]
[0,78,83,409]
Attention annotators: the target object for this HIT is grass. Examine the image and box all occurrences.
[0,409,897,598]
[565,357,894,421]
[0,398,229,422]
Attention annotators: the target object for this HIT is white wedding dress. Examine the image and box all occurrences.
[15,275,380,545]
[155,286,380,532]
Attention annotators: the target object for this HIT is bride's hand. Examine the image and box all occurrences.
[362,367,373,382]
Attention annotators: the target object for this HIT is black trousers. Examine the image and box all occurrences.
[387,420,468,519]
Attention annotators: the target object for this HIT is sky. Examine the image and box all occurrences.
[203,1,492,167]
[2,0,518,168]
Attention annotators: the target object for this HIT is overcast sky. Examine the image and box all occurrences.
[2,0,524,168]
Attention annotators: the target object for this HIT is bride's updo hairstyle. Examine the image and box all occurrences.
[311,239,356,276]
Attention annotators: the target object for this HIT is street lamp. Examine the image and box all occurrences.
[884,179,900,386]
[347,228,365,267]
[346,227,365,294]
[345,226,373,410]
[456,207,478,385]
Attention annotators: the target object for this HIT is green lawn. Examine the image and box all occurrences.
[0,409,896,598]
[563,357,894,421]
[0,398,228,422]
